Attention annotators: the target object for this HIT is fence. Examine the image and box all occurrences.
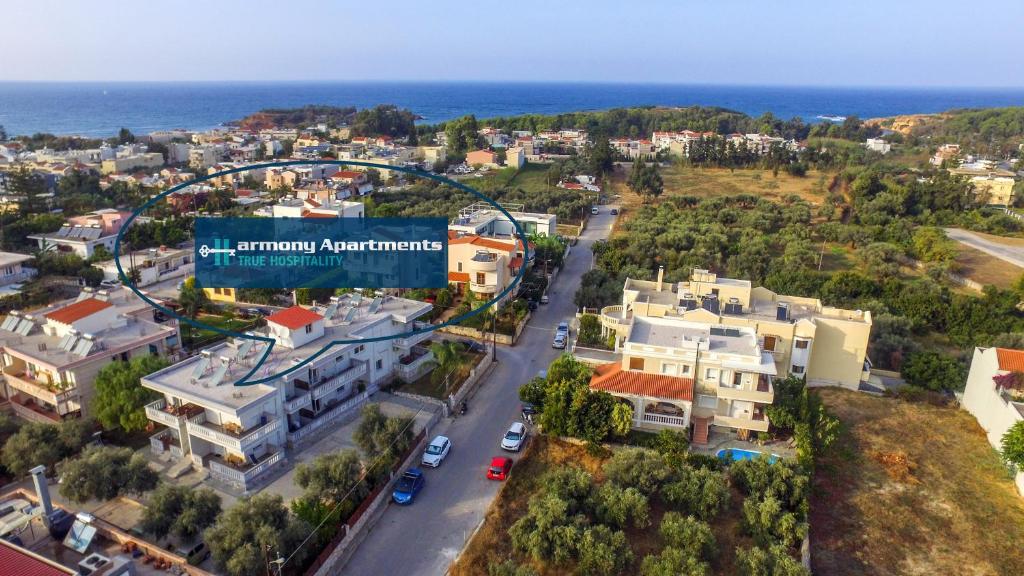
[900,256,984,293]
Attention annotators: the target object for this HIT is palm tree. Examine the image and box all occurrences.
[429,341,467,387]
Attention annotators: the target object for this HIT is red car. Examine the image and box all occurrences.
[487,456,513,481]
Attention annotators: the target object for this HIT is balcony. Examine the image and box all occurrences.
[470,281,497,294]
[641,412,688,427]
[283,391,312,413]
[396,346,435,381]
[287,391,368,445]
[149,429,185,459]
[714,413,770,432]
[145,399,204,428]
[207,448,284,489]
[393,321,433,349]
[8,393,66,423]
[3,370,77,407]
[296,361,367,402]
[468,251,499,272]
[186,413,282,452]
[599,305,632,330]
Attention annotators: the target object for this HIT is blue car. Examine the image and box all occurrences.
[392,468,425,505]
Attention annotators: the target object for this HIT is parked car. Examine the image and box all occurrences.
[487,456,513,481]
[527,299,538,311]
[591,206,600,215]
[556,321,570,336]
[540,294,549,305]
[610,208,619,215]
[183,542,210,566]
[457,339,485,353]
[100,279,120,289]
[421,435,451,467]
[244,308,263,317]
[650,401,685,416]
[392,468,425,504]
[552,333,567,349]
[521,403,537,416]
[501,422,528,451]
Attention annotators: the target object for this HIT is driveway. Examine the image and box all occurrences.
[341,207,618,575]
[944,228,1024,268]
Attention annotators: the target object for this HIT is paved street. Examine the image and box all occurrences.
[944,227,1024,268]
[341,207,617,575]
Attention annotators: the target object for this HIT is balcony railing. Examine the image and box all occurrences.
[393,322,432,348]
[599,305,632,330]
[149,429,184,459]
[208,449,284,488]
[3,371,76,406]
[307,361,367,401]
[9,394,63,423]
[470,282,497,294]
[186,413,281,452]
[642,412,688,427]
[145,399,182,428]
[714,414,770,432]
[283,392,312,413]
[287,391,368,445]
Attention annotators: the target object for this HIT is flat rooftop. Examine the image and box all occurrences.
[628,316,759,357]
[144,293,431,410]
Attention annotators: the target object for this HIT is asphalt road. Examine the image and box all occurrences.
[341,207,617,575]
[944,227,1024,268]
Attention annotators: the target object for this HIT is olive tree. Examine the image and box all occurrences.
[58,445,158,503]
[141,484,221,541]
[204,493,310,576]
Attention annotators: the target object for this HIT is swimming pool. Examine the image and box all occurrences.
[716,448,779,464]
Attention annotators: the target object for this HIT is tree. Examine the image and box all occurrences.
[659,512,717,560]
[900,351,967,392]
[141,484,221,541]
[588,137,615,178]
[601,447,671,496]
[628,157,664,202]
[735,545,810,576]
[353,404,414,473]
[1,419,92,476]
[610,402,633,437]
[741,494,807,549]
[204,493,310,576]
[294,449,368,507]
[577,314,603,347]
[592,483,650,529]
[92,355,169,432]
[58,445,158,503]
[662,466,730,521]
[1002,421,1024,469]
[117,127,136,144]
[508,492,579,564]
[576,525,633,576]
[640,547,711,576]
[487,560,539,576]
[178,276,210,319]
[429,340,467,386]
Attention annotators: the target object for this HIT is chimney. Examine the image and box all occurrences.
[30,465,53,517]
[656,266,665,292]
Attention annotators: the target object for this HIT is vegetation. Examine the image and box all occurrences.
[353,403,415,477]
[92,355,169,432]
[203,493,311,576]
[1001,420,1024,470]
[141,484,222,541]
[57,445,158,503]
[1,419,92,476]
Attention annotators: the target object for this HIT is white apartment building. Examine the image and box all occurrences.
[448,202,557,237]
[961,346,1024,495]
[96,245,193,288]
[0,287,180,423]
[141,293,434,491]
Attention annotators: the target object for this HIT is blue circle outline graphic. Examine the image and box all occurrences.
[114,160,528,386]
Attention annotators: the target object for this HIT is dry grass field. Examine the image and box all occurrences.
[954,244,1024,289]
[811,388,1024,576]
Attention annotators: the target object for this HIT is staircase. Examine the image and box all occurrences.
[692,417,711,445]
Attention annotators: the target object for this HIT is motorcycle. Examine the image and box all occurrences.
[459,401,467,416]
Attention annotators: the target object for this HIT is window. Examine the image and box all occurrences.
[149,344,158,355]
[697,395,718,409]
[629,357,644,370]
[476,272,486,285]
[791,365,805,374]
[681,365,691,374]
[376,359,383,370]
[305,324,313,334]
[762,335,777,352]
[457,262,462,272]
[732,372,743,386]
[335,354,344,363]
[795,340,809,349]
[661,363,677,375]
[354,345,365,354]
[705,368,719,381]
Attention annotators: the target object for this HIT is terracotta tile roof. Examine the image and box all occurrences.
[448,271,470,283]
[266,305,323,329]
[300,210,338,218]
[449,235,518,253]
[589,362,694,401]
[331,170,363,179]
[996,348,1024,372]
[0,540,75,576]
[509,256,524,271]
[44,298,112,325]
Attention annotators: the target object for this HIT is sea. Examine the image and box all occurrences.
[1,81,1023,138]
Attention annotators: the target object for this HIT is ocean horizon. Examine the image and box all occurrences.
[1,81,1023,138]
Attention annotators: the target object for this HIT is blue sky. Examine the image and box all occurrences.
[5,0,1023,87]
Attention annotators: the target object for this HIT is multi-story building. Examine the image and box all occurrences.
[0,287,180,423]
[590,268,872,442]
[96,245,193,288]
[447,234,528,305]
[28,209,131,258]
[140,293,433,491]
[0,251,36,297]
[100,152,164,175]
[449,202,557,237]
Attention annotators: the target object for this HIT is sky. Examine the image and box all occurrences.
[3,0,1023,87]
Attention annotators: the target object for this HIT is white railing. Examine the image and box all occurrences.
[209,449,283,487]
[149,429,185,458]
[397,351,434,378]
[145,399,182,428]
[187,414,281,451]
[642,412,688,427]
[288,391,369,444]
[284,392,312,412]
[311,362,367,401]
[394,323,433,348]
[4,372,76,405]
[600,305,631,329]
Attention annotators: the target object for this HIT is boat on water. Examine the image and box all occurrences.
[816,115,847,122]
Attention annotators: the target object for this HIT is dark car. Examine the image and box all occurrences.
[457,339,485,353]
[392,468,425,505]
[527,300,538,311]
[610,208,619,215]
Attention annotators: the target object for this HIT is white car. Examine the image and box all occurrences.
[552,333,567,349]
[421,435,451,467]
[501,422,528,451]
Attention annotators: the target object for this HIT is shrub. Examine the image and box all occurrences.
[640,547,712,576]
[741,494,808,549]
[900,351,967,392]
[735,545,809,576]
[1002,420,1024,469]
[576,525,633,576]
[662,466,730,521]
[659,512,716,560]
[592,483,650,529]
[602,447,671,496]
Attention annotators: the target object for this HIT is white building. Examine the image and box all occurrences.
[961,346,1024,495]
[449,202,557,237]
[96,245,193,288]
[865,138,892,155]
[141,294,433,491]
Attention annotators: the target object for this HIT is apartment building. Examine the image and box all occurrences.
[449,201,557,237]
[96,245,193,288]
[140,293,433,491]
[591,268,872,441]
[0,251,36,297]
[100,152,164,175]
[27,209,131,258]
[447,234,528,305]
[0,287,180,423]
[961,346,1024,495]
